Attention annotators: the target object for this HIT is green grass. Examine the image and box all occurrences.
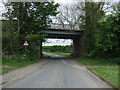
[89,67,119,88]
[1,54,41,75]
[44,51,71,57]
[77,57,118,66]
[77,57,119,88]
[1,67,19,75]
[3,58,40,68]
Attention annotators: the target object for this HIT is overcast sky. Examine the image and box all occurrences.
[1,0,119,46]
[43,39,72,46]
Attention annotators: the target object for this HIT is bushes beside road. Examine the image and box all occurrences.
[1,54,40,75]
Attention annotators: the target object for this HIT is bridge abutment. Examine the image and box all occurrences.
[40,40,43,58]
[73,32,84,58]
[41,29,85,58]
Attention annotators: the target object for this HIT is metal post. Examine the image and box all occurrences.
[25,46,26,55]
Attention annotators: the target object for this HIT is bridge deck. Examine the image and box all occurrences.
[41,29,84,39]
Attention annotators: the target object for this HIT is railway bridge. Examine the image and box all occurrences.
[41,23,85,58]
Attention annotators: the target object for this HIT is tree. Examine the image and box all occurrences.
[84,2,105,54]
[54,2,84,30]
[95,3,120,58]
[2,2,59,57]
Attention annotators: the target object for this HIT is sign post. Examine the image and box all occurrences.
[23,41,29,54]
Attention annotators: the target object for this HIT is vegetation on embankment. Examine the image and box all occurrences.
[77,57,119,66]
[1,2,59,75]
[1,54,40,75]
[44,51,71,57]
[77,57,120,88]
[89,67,119,88]
[77,4,120,88]
[43,45,72,56]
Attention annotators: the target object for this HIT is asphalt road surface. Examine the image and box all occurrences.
[3,53,111,88]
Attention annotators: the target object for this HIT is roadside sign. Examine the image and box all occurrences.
[23,41,29,46]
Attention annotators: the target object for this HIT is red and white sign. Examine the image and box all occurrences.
[23,41,29,46]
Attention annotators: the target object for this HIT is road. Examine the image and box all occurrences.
[3,53,111,88]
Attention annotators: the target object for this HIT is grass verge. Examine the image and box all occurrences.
[77,57,119,66]
[1,54,41,75]
[89,67,119,88]
[77,57,120,88]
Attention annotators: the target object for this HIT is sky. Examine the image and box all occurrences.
[44,0,74,46]
[43,0,120,46]
[0,0,73,46]
[43,39,72,46]
[1,0,119,46]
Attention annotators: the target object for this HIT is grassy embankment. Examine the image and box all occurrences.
[1,54,41,75]
[77,57,120,88]
[43,45,72,57]
[44,51,71,57]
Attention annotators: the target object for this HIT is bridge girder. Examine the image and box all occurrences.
[40,29,85,58]
[40,28,84,39]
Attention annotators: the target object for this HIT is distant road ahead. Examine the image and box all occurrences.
[3,53,111,88]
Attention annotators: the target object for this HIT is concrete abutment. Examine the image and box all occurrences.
[73,32,85,58]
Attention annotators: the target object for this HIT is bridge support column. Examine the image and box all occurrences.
[73,33,84,58]
[39,40,43,58]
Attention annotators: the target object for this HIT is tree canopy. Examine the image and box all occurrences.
[83,2,120,58]
[2,1,120,60]
[2,2,59,57]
